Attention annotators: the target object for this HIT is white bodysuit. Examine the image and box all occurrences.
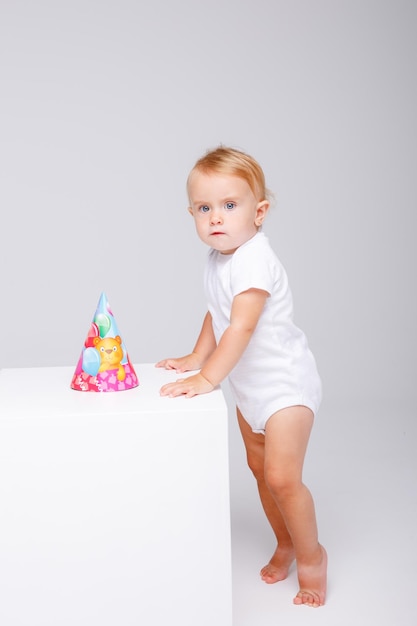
[204,231,322,433]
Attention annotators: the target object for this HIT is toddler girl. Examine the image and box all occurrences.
[157,146,327,607]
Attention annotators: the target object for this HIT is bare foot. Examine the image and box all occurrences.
[293,544,327,608]
[260,545,295,584]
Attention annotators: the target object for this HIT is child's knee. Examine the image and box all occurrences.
[264,467,299,500]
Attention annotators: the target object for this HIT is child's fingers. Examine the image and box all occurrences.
[160,374,213,398]
[155,359,178,370]
[160,382,186,397]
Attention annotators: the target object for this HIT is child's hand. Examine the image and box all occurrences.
[155,352,202,373]
[159,373,214,398]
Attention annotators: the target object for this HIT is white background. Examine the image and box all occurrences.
[1,0,415,409]
[1,3,416,622]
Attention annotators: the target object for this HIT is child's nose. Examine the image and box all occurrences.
[210,209,223,225]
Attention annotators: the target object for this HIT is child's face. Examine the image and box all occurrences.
[187,171,269,254]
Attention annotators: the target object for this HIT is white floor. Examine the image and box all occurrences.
[228,398,417,626]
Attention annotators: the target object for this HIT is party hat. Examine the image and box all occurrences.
[71,292,139,392]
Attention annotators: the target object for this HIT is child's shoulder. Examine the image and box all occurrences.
[237,232,286,278]
[237,232,276,260]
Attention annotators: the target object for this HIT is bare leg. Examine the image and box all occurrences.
[237,408,295,583]
[264,407,327,607]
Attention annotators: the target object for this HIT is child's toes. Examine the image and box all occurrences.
[294,591,320,607]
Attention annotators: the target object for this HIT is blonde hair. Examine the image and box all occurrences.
[188,146,271,202]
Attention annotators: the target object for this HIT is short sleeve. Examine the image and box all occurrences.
[230,234,279,297]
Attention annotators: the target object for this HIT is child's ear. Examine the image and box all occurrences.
[187,206,194,216]
[255,200,269,226]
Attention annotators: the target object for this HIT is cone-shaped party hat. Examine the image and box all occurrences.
[71,292,139,392]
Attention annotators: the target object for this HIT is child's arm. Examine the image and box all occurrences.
[156,311,217,373]
[159,288,268,397]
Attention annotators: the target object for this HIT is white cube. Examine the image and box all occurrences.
[0,364,232,626]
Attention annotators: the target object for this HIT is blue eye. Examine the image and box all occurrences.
[199,205,210,213]
[224,202,235,210]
